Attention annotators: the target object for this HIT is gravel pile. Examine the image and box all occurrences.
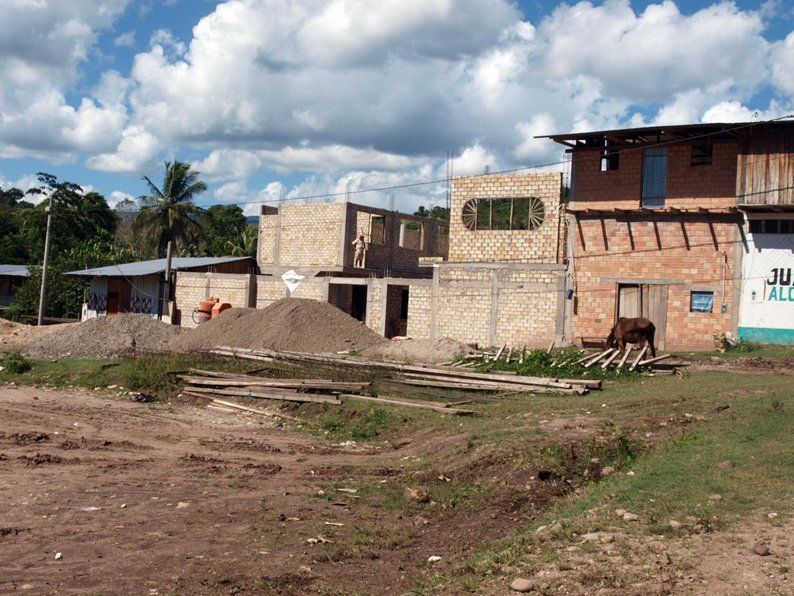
[169,298,387,354]
[25,314,184,360]
[364,337,476,364]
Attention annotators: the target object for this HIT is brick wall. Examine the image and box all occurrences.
[449,172,565,263]
[571,214,741,350]
[255,276,329,309]
[175,272,255,328]
[405,264,564,348]
[570,143,738,209]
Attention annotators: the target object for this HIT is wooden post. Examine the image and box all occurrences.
[629,346,648,371]
[638,353,672,367]
[601,349,621,370]
[583,348,614,368]
[616,343,634,370]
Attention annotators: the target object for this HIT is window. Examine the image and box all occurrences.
[690,291,714,313]
[749,219,794,234]
[369,215,386,244]
[461,197,545,231]
[600,144,620,171]
[399,219,424,250]
[691,143,713,166]
[642,147,668,208]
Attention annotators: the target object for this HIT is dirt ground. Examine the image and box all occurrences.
[0,384,790,594]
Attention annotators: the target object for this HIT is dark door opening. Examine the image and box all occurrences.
[351,285,367,322]
[616,283,668,349]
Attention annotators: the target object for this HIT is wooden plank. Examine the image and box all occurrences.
[554,378,602,389]
[184,386,341,405]
[505,348,513,364]
[572,352,597,365]
[547,340,555,354]
[616,343,634,370]
[518,346,526,365]
[398,375,580,394]
[340,394,476,415]
[178,375,368,391]
[583,348,614,368]
[201,397,306,422]
[494,345,506,361]
[637,353,672,366]
[629,346,648,371]
[601,349,621,370]
[210,347,583,391]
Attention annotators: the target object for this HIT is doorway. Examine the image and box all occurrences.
[616,283,668,349]
[107,278,131,316]
[351,285,367,322]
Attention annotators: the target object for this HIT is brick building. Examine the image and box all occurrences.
[404,172,569,348]
[545,120,794,350]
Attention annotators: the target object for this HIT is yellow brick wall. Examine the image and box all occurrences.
[175,272,253,328]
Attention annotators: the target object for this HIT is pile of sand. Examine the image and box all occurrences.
[364,337,476,364]
[25,314,184,360]
[169,298,387,354]
[1,319,78,354]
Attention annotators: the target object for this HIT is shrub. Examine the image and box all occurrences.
[2,351,32,374]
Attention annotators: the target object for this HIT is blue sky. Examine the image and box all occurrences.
[1,0,792,214]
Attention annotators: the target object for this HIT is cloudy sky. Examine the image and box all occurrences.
[0,0,792,214]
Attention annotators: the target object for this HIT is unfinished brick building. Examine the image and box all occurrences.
[404,172,569,348]
[546,120,794,350]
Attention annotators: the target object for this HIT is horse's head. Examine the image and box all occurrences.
[605,328,617,349]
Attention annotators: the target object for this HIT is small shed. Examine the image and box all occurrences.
[65,257,256,321]
[0,265,30,307]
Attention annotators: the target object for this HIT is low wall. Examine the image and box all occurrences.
[174,272,255,328]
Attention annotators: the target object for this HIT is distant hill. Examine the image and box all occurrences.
[245,216,258,226]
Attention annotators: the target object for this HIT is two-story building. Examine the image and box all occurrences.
[545,120,793,349]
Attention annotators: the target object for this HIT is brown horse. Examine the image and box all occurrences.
[606,317,657,357]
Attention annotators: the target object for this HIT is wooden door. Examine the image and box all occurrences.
[641,284,668,350]
[617,284,641,319]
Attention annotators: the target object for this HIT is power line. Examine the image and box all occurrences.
[226,115,793,209]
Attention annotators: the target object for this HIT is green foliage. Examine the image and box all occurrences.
[484,347,636,380]
[414,205,450,221]
[200,204,249,256]
[134,161,207,257]
[317,405,397,440]
[726,338,757,353]
[2,351,31,374]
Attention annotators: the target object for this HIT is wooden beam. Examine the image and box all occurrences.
[601,349,621,370]
[340,394,476,415]
[184,386,341,405]
[616,343,634,370]
[629,346,648,371]
[637,354,672,366]
[583,348,614,368]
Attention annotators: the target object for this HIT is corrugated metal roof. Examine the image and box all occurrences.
[65,257,251,277]
[0,265,30,277]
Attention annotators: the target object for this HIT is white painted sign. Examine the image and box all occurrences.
[739,231,794,343]
[281,269,305,294]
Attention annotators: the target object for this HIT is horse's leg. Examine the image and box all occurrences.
[648,328,657,358]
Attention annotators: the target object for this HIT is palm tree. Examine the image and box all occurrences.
[134,161,207,258]
[225,224,258,257]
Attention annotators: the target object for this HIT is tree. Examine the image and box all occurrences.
[414,205,450,221]
[225,224,258,257]
[0,187,24,208]
[134,161,207,258]
[201,204,246,256]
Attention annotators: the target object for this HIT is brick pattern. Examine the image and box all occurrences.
[572,216,739,350]
[384,284,409,338]
[449,172,565,263]
[174,272,253,328]
[571,143,738,209]
[255,276,328,309]
[406,285,433,339]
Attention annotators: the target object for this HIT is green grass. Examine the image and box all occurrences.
[419,372,793,591]
[481,347,641,380]
[0,352,253,399]
[677,343,794,361]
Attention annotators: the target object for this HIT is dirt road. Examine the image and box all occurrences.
[0,385,446,594]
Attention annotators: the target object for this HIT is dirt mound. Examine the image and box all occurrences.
[1,319,78,354]
[364,337,475,364]
[25,314,184,360]
[169,298,387,354]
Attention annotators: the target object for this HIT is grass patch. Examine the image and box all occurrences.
[1,351,32,374]
[679,343,794,361]
[481,347,640,380]
[309,401,425,441]
[0,352,253,398]
[419,372,793,591]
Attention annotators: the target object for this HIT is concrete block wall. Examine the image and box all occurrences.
[570,143,739,209]
[259,203,347,271]
[255,276,329,310]
[448,172,565,263]
[175,272,255,328]
[571,215,740,350]
[404,264,565,348]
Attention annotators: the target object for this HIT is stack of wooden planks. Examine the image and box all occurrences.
[180,368,478,416]
[205,347,600,395]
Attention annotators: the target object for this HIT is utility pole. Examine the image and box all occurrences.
[36,193,54,326]
[163,239,173,320]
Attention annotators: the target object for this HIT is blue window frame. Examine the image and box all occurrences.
[690,291,714,313]
[642,147,668,208]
